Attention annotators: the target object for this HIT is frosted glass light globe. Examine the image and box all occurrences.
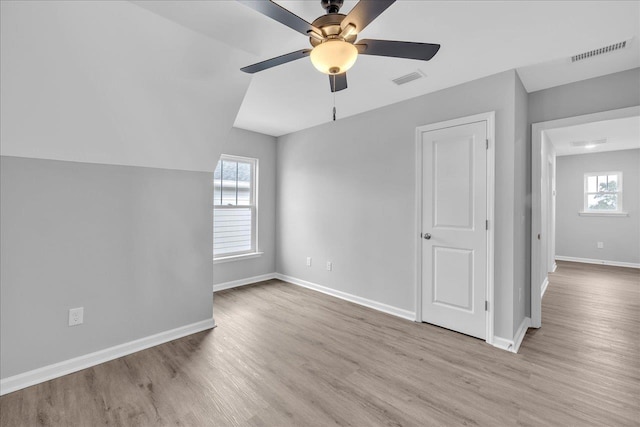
[310,39,358,75]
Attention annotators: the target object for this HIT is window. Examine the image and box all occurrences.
[583,171,623,213]
[213,155,258,259]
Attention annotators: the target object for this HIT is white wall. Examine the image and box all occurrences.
[277,70,524,341]
[0,1,252,380]
[214,128,278,285]
[556,149,640,264]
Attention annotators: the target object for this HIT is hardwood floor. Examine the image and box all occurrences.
[1,261,638,426]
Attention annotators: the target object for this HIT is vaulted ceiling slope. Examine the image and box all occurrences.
[1,1,256,172]
[134,2,638,136]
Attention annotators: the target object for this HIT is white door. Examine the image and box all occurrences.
[420,120,487,339]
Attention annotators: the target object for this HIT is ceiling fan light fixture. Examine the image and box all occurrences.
[310,39,358,75]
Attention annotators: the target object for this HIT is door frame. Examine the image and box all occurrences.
[414,111,496,345]
[530,105,639,328]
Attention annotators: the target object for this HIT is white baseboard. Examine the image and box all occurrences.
[213,273,277,292]
[275,273,416,321]
[0,318,215,396]
[513,317,531,353]
[493,317,531,354]
[551,262,558,273]
[555,256,640,269]
[492,336,514,352]
[541,277,549,298]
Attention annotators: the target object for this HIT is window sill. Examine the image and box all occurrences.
[214,252,264,264]
[578,211,629,217]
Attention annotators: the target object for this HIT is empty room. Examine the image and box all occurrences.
[1,1,639,426]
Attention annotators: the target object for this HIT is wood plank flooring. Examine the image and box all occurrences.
[1,261,638,426]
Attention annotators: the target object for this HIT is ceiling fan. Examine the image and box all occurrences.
[239,0,441,93]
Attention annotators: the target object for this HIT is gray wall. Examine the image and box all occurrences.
[556,149,640,264]
[528,68,639,307]
[0,0,247,380]
[529,68,640,124]
[513,72,530,330]
[214,128,278,284]
[277,70,523,340]
[0,157,213,378]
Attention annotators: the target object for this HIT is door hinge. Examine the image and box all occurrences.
[486,139,489,149]
[485,301,489,311]
[486,220,489,230]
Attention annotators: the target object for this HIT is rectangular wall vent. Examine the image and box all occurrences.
[392,71,424,85]
[571,41,627,62]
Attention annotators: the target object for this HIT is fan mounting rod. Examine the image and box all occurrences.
[321,0,344,14]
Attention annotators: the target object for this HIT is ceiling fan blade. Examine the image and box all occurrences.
[329,73,348,92]
[341,0,396,33]
[237,0,321,37]
[241,49,311,74]
[355,39,440,61]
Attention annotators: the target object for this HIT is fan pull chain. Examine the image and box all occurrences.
[332,74,337,121]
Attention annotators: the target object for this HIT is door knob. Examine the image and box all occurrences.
[423,233,431,240]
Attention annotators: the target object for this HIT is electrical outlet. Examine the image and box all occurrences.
[597,242,604,249]
[68,307,84,326]
[326,261,332,271]
[306,257,312,267]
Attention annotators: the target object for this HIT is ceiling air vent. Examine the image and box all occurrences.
[571,139,607,147]
[392,70,425,85]
[571,40,628,62]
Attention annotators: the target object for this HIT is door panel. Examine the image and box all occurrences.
[433,247,473,311]
[421,120,487,339]
[433,136,474,229]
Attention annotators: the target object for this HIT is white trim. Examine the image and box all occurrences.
[583,170,623,214]
[491,317,531,354]
[414,125,423,322]
[513,317,531,353]
[0,318,215,396]
[214,154,259,259]
[486,113,496,346]
[414,111,496,344]
[213,273,277,292]
[276,273,416,321]
[555,256,640,269]
[531,106,640,329]
[578,211,628,217]
[541,277,549,298]
[552,262,558,273]
[491,336,514,352]
[214,252,264,264]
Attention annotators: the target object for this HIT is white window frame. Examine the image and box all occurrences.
[580,171,627,217]
[213,155,261,262]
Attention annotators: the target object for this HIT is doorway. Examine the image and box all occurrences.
[530,106,640,328]
[415,112,495,343]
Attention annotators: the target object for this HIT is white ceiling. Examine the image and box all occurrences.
[134,1,640,137]
[546,116,640,157]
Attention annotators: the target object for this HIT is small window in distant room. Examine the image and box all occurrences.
[213,155,258,259]
[584,172,623,212]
